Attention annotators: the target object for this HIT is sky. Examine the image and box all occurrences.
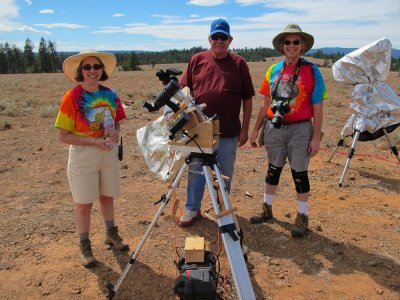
[1,0,399,52]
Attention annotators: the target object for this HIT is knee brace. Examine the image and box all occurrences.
[291,169,310,194]
[265,163,283,185]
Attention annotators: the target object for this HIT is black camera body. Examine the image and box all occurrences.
[270,97,291,129]
[174,251,218,300]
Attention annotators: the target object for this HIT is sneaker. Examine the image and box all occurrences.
[178,209,202,226]
[104,226,129,251]
[290,213,309,238]
[80,239,97,268]
[250,203,273,224]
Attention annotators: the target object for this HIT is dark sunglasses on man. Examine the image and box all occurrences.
[211,34,229,41]
[82,63,103,71]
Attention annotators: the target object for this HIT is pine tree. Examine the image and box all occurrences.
[38,37,50,73]
[47,40,58,72]
[24,38,36,73]
[0,43,8,74]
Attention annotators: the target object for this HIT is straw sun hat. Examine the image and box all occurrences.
[272,24,314,54]
[63,49,117,83]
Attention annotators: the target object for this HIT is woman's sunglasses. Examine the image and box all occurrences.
[284,40,301,46]
[211,34,229,41]
[82,64,103,71]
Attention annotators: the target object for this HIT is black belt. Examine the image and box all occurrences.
[266,118,310,126]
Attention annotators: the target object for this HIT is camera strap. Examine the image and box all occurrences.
[271,58,302,100]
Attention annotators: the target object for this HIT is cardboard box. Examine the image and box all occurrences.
[184,237,205,263]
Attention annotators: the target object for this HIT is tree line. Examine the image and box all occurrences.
[1,37,400,75]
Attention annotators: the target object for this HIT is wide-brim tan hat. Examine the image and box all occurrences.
[63,49,117,83]
[272,24,314,54]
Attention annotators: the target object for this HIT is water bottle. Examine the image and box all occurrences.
[103,107,116,148]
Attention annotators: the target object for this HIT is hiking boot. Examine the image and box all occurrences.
[250,203,273,224]
[80,239,97,268]
[291,213,309,238]
[104,226,129,251]
[178,209,202,226]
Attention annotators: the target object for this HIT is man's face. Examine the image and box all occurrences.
[208,33,233,58]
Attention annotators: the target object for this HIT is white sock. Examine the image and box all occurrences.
[297,201,308,215]
[263,193,273,205]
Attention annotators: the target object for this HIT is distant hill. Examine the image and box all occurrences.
[308,47,400,58]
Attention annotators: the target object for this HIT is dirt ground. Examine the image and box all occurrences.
[0,61,399,300]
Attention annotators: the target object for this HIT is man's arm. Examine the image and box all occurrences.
[238,97,253,146]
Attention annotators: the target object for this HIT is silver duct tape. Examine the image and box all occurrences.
[332,38,400,135]
[332,38,392,84]
[136,115,189,182]
[350,82,400,115]
[341,113,399,136]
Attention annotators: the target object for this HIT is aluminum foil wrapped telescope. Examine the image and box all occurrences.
[332,38,400,137]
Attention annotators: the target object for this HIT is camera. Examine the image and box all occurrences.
[270,98,291,129]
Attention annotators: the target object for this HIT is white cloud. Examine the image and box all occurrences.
[17,25,50,34]
[24,0,32,5]
[39,9,54,14]
[235,0,266,5]
[101,26,121,30]
[187,0,226,6]
[34,23,86,29]
[93,23,210,42]
[0,0,31,34]
[0,0,19,19]
[113,13,125,17]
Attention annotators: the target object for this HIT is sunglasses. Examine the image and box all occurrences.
[82,63,103,71]
[211,34,229,41]
[284,40,301,46]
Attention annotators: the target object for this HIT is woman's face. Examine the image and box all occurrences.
[283,33,303,61]
[80,56,104,83]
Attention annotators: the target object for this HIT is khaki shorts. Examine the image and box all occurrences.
[67,145,121,204]
[263,119,312,171]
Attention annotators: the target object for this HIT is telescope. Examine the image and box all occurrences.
[328,38,400,186]
[143,68,220,154]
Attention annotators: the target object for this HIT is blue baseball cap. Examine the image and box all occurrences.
[210,19,230,36]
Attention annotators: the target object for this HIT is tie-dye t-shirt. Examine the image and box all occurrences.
[259,58,328,121]
[54,84,126,138]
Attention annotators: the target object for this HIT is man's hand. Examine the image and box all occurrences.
[238,129,249,147]
[249,130,259,147]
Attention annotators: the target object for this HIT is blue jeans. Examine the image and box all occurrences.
[185,137,238,211]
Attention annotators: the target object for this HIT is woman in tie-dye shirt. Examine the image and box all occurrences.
[249,24,328,238]
[54,49,129,268]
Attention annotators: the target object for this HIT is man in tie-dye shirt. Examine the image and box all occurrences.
[249,24,328,238]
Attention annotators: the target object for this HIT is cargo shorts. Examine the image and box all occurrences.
[67,144,121,204]
[263,119,312,171]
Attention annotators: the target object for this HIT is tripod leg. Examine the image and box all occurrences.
[339,130,361,187]
[327,135,345,163]
[203,164,255,300]
[383,128,400,163]
[107,162,189,299]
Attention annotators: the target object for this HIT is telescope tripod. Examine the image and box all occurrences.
[327,126,400,187]
[107,152,256,300]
